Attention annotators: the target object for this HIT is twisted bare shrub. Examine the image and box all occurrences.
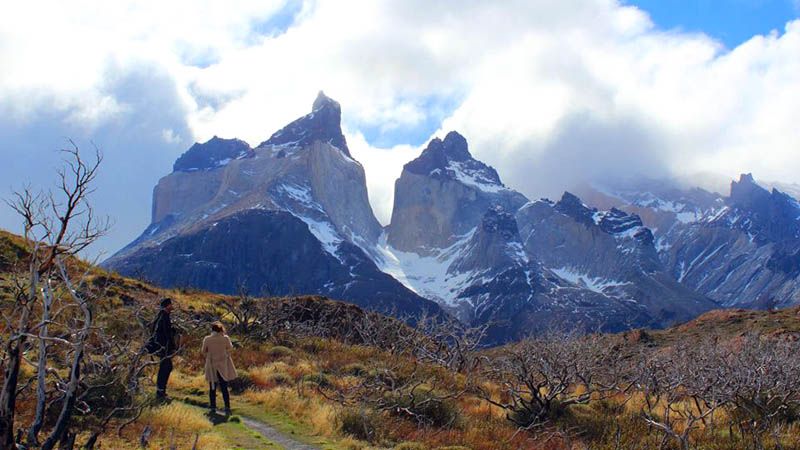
[479,331,625,430]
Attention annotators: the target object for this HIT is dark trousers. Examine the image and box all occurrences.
[156,357,173,397]
[209,371,230,411]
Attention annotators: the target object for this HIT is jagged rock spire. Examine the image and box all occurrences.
[259,91,350,156]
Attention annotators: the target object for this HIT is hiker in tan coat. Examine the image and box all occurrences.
[202,322,237,415]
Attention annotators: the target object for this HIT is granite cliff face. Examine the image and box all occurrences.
[105,93,441,320]
[387,131,528,254]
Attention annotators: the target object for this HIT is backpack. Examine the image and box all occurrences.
[143,313,163,354]
[144,336,161,354]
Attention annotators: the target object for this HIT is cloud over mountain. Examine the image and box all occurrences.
[1,0,799,253]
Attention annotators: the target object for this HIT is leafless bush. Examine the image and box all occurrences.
[632,334,800,450]
[479,331,625,431]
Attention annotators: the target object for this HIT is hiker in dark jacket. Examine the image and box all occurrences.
[153,297,177,400]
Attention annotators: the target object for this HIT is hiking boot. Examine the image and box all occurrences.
[224,408,232,416]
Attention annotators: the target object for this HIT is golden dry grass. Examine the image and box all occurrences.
[168,369,208,392]
[243,387,337,436]
[141,402,212,433]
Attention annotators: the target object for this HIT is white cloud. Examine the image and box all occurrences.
[1,0,799,246]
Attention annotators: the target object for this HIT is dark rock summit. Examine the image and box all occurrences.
[723,173,800,244]
[259,91,350,156]
[173,136,254,172]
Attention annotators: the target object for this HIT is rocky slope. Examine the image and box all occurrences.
[582,174,800,309]
[104,92,442,319]
[516,193,715,326]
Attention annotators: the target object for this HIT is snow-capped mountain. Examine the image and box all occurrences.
[104,93,799,342]
[104,92,442,319]
[582,174,800,308]
[377,133,714,342]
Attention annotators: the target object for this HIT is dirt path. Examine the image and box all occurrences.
[239,416,321,450]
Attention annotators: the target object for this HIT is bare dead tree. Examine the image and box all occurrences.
[215,283,260,336]
[0,142,151,449]
[634,340,726,450]
[410,313,489,373]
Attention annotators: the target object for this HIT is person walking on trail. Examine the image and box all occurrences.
[153,297,178,401]
[203,322,237,415]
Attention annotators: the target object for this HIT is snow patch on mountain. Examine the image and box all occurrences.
[274,183,343,257]
[375,231,476,306]
[300,216,342,256]
[448,160,509,194]
[551,267,632,294]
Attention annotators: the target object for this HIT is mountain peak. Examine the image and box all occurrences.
[738,173,756,184]
[173,136,253,172]
[403,131,503,188]
[312,90,340,113]
[555,192,596,226]
[729,173,770,210]
[441,131,471,161]
[259,92,350,157]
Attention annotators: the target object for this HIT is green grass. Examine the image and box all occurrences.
[176,401,285,449]
[215,419,284,449]
[177,389,347,450]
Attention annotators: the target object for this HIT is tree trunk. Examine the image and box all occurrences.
[0,302,32,449]
[41,352,81,450]
[43,262,92,450]
[0,340,23,449]
[28,281,54,446]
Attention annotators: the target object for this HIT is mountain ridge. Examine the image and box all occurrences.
[104,93,800,342]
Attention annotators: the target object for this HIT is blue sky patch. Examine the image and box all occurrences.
[251,0,304,39]
[354,95,463,148]
[627,0,799,48]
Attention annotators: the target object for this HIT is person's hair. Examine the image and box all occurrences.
[211,322,225,333]
[160,297,173,308]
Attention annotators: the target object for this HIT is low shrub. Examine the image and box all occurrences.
[338,408,381,442]
[265,371,293,386]
[300,338,327,354]
[341,363,368,377]
[302,372,333,388]
[266,345,294,358]
[228,370,254,394]
[390,391,461,428]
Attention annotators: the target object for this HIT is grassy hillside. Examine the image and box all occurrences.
[2,229,800,449]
